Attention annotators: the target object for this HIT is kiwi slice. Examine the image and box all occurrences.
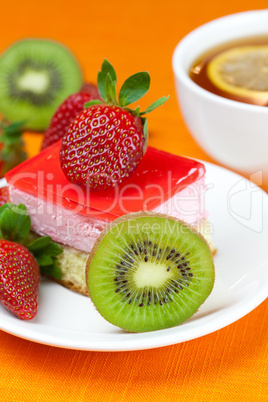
[0,39,83,130]
[86,212,215,333]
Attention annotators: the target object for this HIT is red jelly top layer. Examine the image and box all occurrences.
[5,141,205,220]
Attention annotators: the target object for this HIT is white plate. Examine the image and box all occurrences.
[0,162,267,351]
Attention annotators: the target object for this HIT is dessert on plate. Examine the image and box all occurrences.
[4,59,215,298]
[5,140,214,295]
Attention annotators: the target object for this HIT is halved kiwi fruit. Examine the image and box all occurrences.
[0,39,83,130]
[86,212,215,333]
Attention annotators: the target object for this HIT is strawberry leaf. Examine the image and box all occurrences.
[97,71,107,102]
[119,72,150,107]
[101,59,117,83]
[140,96,170,115]
[133,106,140,116]
[97,59,117,102]
[84,100,103,108]
[105,73,117,104]
[141,118,148,155]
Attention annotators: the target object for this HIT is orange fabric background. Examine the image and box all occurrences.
[0,1,267,401]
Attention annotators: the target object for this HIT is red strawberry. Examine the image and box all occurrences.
[81,82,101,99]
[0,203,63,320]
[41,84,101,150]
[60,59,168,191]
[0,186,9,206]
[0,240,40,320]
[60,105,145,190]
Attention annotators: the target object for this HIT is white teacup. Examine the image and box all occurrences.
[172,10,268,188]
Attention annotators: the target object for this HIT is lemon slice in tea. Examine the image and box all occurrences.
[207,45,268,103]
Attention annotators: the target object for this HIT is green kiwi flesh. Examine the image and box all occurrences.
[0,39,83,130]
[86,212,215,333]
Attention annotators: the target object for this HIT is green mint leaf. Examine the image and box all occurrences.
[0,202,63,281]
[28,235,63,279]
[0,203,14,218]
[0,208,13,239]
[0,203,31,242]
[40,263,62,280]
[119,72,150,107]
[29,239,63,260]
[0,147,27,176]
[140,96,170,115]
[28,236,52,252]
[42,242,63,257]
[0,120,26,176]
[35,254,54,266]
[1,120,25,135]
[1,133,22,146]
[84,100,103,108]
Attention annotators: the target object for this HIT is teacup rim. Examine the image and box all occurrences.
[172,9,268,114]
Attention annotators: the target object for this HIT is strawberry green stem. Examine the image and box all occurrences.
[85,59,169,140]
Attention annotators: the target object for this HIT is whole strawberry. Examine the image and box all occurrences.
[0,240,39,320]
[41,84,101,150]
[0,203,62,320]
[60,59,168,191]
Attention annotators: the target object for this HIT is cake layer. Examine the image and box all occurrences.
[5,141,205,220]
[9,177,207,253]
[42,217,215,297]
[6,141,208,252]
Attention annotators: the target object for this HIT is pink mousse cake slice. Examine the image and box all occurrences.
[5,141,214,295]
[6,141,209,252]
[5,141,210,254]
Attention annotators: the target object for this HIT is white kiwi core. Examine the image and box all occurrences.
[133,262,173,288]
[18,69,50,93]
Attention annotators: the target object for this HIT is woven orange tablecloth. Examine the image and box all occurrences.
[0,1,267,401]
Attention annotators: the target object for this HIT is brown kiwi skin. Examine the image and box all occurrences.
[85,211,215,332]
